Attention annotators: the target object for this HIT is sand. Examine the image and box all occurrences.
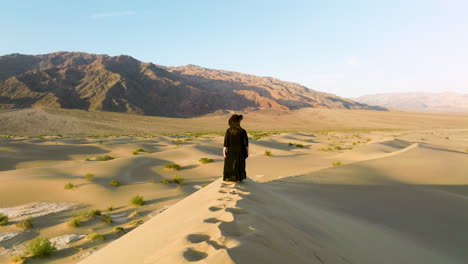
[0,108,467,263]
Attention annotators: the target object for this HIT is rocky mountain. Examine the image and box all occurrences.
[0,52,384,117]
[354,92,468,113]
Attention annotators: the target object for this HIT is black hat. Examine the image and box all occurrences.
[228,114,243,128]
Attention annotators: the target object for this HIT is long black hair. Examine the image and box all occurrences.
[228,114,243,135]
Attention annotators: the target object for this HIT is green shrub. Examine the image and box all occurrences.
[107,206,114,212]
[64,182,74,189]
[130,219,144,226]
[84,173,94,181]
[16,217,34,230]
[87,232,105,241]
[114,226,125,234]
[96,155,115,161]
[164,163,181,170]
[109,180,121,187]
[160,178,172,184]
[334,146,343,150]
[199,158,214,164]
[88,209,101,219]
[264,150,272,156]
[136,148,145,152]
[202,183,209,188]
[296,144,304,148]
[10,256,26,263]
[288,142,294,147]
[0,213,8,225]
[101,214,112,224]
[68,217,82,228]
[173,176,185,184]
[85,158,91,161]
[332,161,343,167]
[131,195,145,206]
[24,237,56,257]
[445,137,450,140]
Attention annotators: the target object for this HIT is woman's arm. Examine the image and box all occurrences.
[223,147,227,158]
[245,146,249,158]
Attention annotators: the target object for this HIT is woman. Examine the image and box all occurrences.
[223,114,249,182]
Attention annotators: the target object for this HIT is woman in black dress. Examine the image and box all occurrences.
[223,114,249,182]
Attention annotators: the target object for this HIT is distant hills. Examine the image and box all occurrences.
[0,52,384,117]
[354,92,468,113]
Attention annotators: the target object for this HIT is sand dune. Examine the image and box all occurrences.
[1,110,468,263]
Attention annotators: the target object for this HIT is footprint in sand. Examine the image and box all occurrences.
[187,233,210,243]
[183,247,208,262]
[208,204,225,212]
[204,217,222,224]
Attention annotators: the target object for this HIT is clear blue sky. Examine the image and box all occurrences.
[1,0,467,97]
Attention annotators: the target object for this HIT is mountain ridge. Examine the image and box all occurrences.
[0,51,385,117]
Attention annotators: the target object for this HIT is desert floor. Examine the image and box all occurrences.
[0,108,467,264]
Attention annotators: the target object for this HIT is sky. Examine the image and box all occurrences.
[1,0,467,97]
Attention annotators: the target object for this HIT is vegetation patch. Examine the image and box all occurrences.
[131,195,145,206]
[84,173,94,181]
[10,256,26,263]
[109,179,121,187]
[0,213,9,225]
[332,161,343,167]
[101,214,112,224]
[87,232,105,241]
[68,217,82,228]
[173,176,185,184]
[296,144,304,148]
[16,217,34,230]
[87,209,102,219]
[199,158,214,164]
[264,150,272,156]
[96,155,115,161]
[64,182,74,190]
[24,237,56,258]
[160,178,172,184]
[164,163,181,170]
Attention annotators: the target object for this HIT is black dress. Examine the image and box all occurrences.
[223,127,248,181]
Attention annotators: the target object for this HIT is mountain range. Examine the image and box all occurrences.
[0,52,383,117]
[354,92,468,113]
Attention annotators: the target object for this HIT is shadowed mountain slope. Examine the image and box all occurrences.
[0,52,384,116]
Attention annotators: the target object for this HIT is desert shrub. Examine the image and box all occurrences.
[101,214,112,224]
[264,150,272,156]
[130,219,144,226]
[0,213,9,225]
[109,179,121,187]
[332,161,343,167]
[24,237,56,257]
[136,148,145,152]
[114,226,125,234]
[445,137,450,140]
[164,163,181,170]
[87,232,105,241]
[199,158,214,164]
[296,144,304,148]
[16,217,34,230]
[288,142,294,147]
[84,173,94,181]
[366,138,372,142]
[99,140,103,144]
[202,183,209,188]
[85,158,91,161]
[68,217,82,228]
[131,195,145,206]
[334,146,343,150]
[88,209,101,219]
[160,178,172,184]
[96,155,115,161]
[107,206,114,212]
[420,138,426,141]
[10,256,26,263]
[64,182,74,189]
[173,176,185,184]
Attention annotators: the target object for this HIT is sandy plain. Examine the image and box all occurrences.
[0,108,467,264]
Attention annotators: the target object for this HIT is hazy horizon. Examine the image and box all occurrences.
[1,0,467,97]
